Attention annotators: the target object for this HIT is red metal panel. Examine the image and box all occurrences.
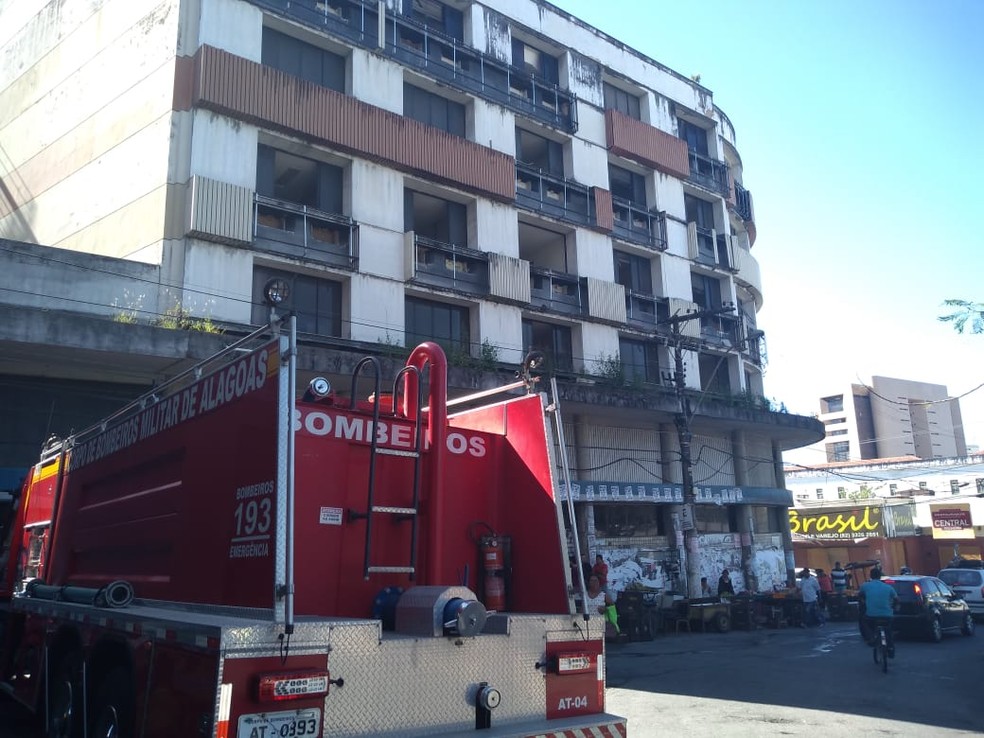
[544,639,605,720]
[592,187,613,232]
[605,108,690,179]
[192,45,514,202]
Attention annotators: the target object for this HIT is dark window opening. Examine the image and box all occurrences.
[603,82,641,120]
[523,319,573,373]
[404,190,467,246]
[515,128,564,177]
[678,118,708,156]
[614,251,653,295]
[619,338,660,384]
[401,0,464,40]
[262,28,345,92]
[406,296,470,354]
[609,164,646,207]
[594,503,665,537]
[404,83,466,137]
[511,39,559,84]
[252,266,342,336]
[696,504,737,533]
[257,145,343,213]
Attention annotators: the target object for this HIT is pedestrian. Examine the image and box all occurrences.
[592,554,609,590]
[831,561,848,593]
[797,568,824,627]
[717,569,736,598]
[816,568,833,612]
[700,576,712,597]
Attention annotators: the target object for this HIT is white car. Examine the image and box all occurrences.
[938,565,984,619]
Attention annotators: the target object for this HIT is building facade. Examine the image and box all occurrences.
[809,377,966,463]
[0,0,822,594]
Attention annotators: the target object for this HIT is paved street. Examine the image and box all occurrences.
[607,619,983,737]
[1,620,980,736]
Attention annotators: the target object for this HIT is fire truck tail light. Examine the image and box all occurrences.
[555,652,593,674]
[256,671,331,702]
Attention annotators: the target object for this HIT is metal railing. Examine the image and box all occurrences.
[530,267,586,315]
[687,150,730,196]
[412,235,489,294]
[625,291,669,329]
[252,0,578,132]
[734,182,754,222]
[515,163,594,225]
[254,195,358,268]
[612,197,668,251]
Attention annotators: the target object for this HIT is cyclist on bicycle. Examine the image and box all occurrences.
[858,567,899,657]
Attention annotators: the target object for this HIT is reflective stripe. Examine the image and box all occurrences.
[216,682,232,738]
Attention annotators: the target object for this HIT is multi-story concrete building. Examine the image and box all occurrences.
[808,378,966,463]
[0,0,822,594]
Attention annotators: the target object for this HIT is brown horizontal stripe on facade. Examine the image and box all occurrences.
[191,45,515,202]
[605,108,689,179]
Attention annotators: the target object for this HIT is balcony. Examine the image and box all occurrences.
[254,195,357,268]
[530,267,586,316]
[612,198,667,251]
[700,313,739,348]
[734,182,754,222]
[625,291,669,331]
[251,0,577,132]
[687,150,730,197]
[515,163,594,225]
[409,235,490,295]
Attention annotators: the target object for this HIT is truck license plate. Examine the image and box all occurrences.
[237,708,321,737]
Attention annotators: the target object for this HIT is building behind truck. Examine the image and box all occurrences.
[0,0,823,707]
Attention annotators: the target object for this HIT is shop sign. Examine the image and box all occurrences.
[558,481,791,506]
[930,503,974,540]
[788,506,882,539]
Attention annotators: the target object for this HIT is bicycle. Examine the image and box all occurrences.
[872,622,889,673]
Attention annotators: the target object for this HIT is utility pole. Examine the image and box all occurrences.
[660,306,734,599]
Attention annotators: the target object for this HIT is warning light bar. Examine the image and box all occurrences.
[256,671,331,702]
[555,653,593,674]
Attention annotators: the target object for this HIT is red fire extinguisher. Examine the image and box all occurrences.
[470,522,507,612]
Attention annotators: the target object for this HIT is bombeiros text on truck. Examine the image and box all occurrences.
[0,317,626,737]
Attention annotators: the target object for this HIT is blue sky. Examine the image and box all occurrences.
[552,0,984,461]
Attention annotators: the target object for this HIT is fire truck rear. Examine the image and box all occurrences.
[0,319,626,737]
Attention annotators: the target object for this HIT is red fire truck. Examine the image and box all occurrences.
[0,318,626,737]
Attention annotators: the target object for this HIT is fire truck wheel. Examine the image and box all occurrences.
[47,651,84,738]
[88,667,135,738]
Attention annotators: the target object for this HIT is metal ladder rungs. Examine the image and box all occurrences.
[366,566,415,574]
[376,448,420,458]
[371,506,417,515]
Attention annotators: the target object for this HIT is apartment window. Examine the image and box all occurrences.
[404,190,467,245]
[402,0,464,40]
[821,395,845,413]
[678,118,708,156]
[837,487,846,498]
[685,194,715,261]
[830,442,850,462]
[609,164,646,207]
[691,273,722,312]
[827,429,848,436]
[815,489,824,500]
[511,38,558,83]
[614,252,653,295]
[404,83,465,137]
[951,479,960,494]
[603,82,640,120]
[405,296,470,354]
[889,483,898,496]
[594,503,665,538]
[977,478,984,494]
[697,352,730,394]
[918,481,928,490]
[257,145,343,212]
[618,338,659,384]
[252,267,342,336]
[696,505,737,533]
[522,319,573,373]
[515,128,564,177]
[262,28,345,93]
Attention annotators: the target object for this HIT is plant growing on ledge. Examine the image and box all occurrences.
[153,302,223,334]
[595,353,625,387]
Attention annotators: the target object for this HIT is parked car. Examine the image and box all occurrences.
[938,563,984,620]
[875,575,975,642]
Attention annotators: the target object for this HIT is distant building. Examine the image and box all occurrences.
[811,377,966,462]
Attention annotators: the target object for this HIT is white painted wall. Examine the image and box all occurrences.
[575,230,614,281]
[189,111,259,188]
[197,0,262,60]
[472,99,515,154]
[471,201,518,256]
[182,238,254,322]
[350,49,404,113]
[581,322,619,374]
[350,272,404,343]
[478,302,524,364]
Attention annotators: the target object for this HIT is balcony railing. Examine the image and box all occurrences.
[734,182,754,222]
[612,197,668,251]
[625,291,669,330]
[411,235,489,295]
[687,150,730,196]
[254,195,357,268]
[530,267,586,316]
[252,0,578,132]
[515,163,594,225]
[700,313,739,347]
